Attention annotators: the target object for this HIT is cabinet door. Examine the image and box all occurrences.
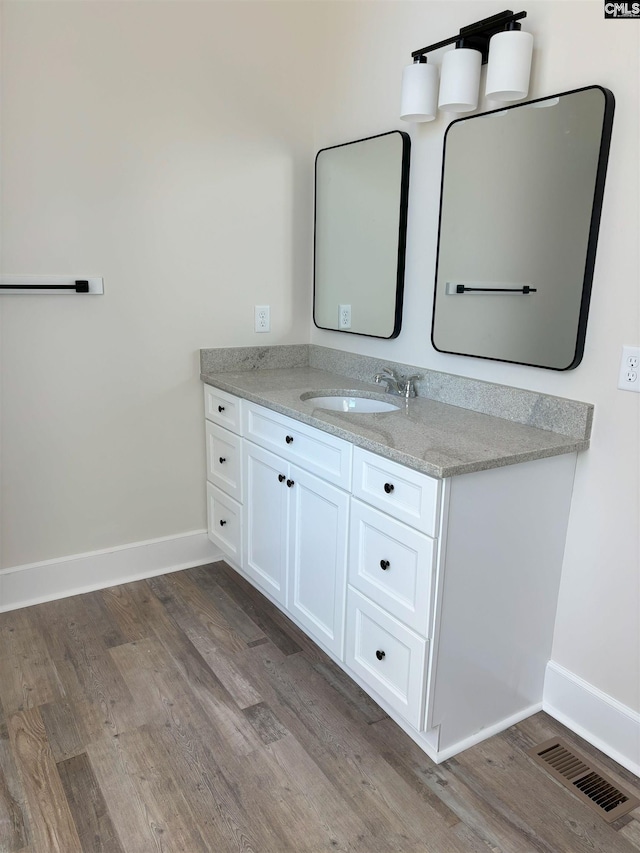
[288,466,349,659]
[243,442,289,605]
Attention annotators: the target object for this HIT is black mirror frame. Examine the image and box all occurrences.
[431,85,615,370]
[313,130,411,340]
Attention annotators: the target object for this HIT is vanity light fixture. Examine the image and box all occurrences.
[401,9,532,122]
[485,21,533,101]
[438,42,483,113]
[400,56,439,122]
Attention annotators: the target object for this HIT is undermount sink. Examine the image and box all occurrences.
[301,392,401,413]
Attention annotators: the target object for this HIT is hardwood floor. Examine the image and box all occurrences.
[0,560,638,852]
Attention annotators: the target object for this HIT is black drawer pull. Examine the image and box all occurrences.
[375,650,386,661]
[219,457,226,464]
[285,435,294,444]
[384,482,394,494]
[286,479,295,488]
[380,560,390,571]
[278,474,286,483]
[219,520,227,527]
[218,405,225,413]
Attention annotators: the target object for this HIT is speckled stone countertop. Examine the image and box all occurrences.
[200,365,590,479]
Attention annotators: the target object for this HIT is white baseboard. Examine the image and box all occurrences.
[0,531,222,612]
[429,703,544,763]
[543,660,640,777]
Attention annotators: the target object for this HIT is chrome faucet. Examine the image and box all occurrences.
[374,366,422,399]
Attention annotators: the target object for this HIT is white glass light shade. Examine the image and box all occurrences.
[485,30,533,102]
[400,61,439,122]
[438,47,482,113]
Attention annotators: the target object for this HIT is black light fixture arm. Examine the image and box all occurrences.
[411,9,527,65]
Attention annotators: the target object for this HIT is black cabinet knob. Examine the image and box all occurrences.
[219,457,226,464]
[278,474,286,483]
[380,560,390,571]
[285,435,294,444]
[218,405,225,413]
[219,520,227,527]
[384,482,394,494]
[375,650,386,661]
[286,479,295,488]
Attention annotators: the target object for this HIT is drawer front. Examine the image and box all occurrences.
[206,421,242,501]
[243,402,352,489]
[349,500,434,636]
[345,588,427,729]
[204,385,241,434]
[352,447,439,535]
[206,483,242,566]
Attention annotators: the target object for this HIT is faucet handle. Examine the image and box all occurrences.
[380,365,399,377]
[403,374,422,398]
[374,366,397,384]
[374,366,420,397]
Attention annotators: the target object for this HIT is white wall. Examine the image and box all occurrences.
[310,1,640,714]
[1,0,637,723]
[0,1,322,566]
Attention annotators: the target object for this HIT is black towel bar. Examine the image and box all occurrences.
[0,280,90,293]
[455,285,537,295]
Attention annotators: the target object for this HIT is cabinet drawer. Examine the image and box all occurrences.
[243,402,352,489]
[204,385,242,434]
[345,588,427,729]
[206,421,242,501]
[352,447,439,535]
[349,500,434,636]
[206,483,242,566]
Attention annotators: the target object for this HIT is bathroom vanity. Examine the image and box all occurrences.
[200,349,591,762]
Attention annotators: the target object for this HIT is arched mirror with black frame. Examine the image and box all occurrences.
[431,85,615,370]
[313,131,411,340]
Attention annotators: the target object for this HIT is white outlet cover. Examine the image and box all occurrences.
[618,345,640,392]
[254,305,270,333]
[339,304,351,329]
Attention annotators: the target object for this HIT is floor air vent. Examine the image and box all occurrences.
[527,737,640,823]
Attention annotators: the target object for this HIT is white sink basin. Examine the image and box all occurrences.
[302,393,401,413]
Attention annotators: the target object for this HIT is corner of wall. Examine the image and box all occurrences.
[543,660,640,777]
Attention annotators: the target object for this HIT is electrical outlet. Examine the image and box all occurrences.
[618,345,640,392]
[339,304,351,330]
[254,305,270,333]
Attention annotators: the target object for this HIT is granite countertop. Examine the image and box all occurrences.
[200,366,589,479]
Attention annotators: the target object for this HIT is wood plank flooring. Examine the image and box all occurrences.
[0,560,638,852]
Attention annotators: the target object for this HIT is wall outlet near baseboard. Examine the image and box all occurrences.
[618,345,640,391]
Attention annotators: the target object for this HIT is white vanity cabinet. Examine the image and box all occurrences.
[242,402,352,658]
[203,385,578,763]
